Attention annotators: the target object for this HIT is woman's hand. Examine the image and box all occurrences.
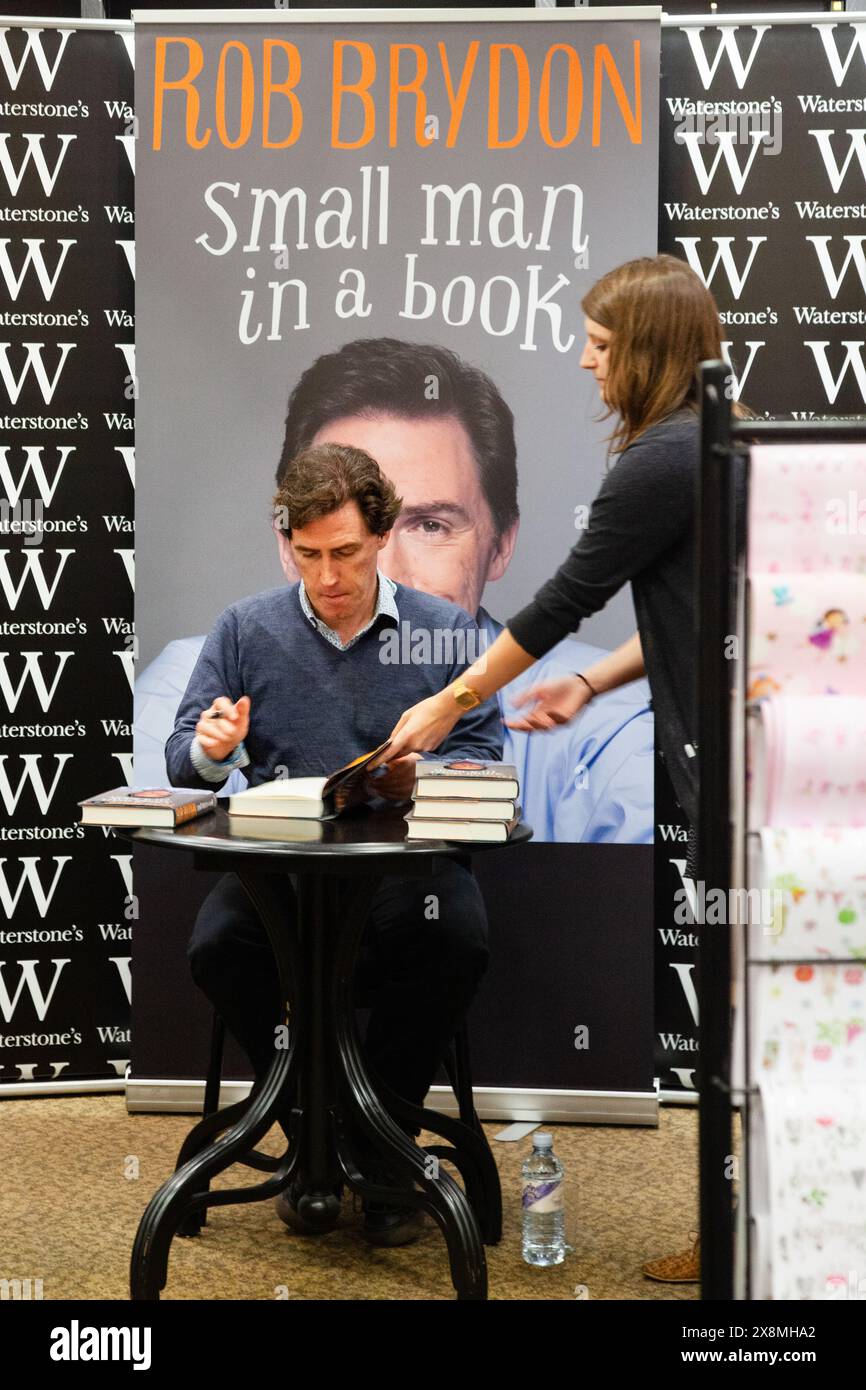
[365,752,422,802]
[504,675,592,732]
[379,691,462,763]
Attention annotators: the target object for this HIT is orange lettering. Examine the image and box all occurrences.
[215,41,254,149]
[263,39,302,148]
[153,36,210,150]
[438,40,479,148]
[488,44,530,150]
[593,41,641,147]
[389,43,433,148]
[332,40,376,149]
[539,44,582,149]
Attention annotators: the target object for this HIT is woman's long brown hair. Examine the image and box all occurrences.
[582,254,740,454]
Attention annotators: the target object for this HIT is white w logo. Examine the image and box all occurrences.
[113,446,135,488]
[113,751,135,787]
[681,24,769,90]
[116,240,135,281]
[0,26,71,91]
[807,236,866,298]
[116,30,134,70]
[0,549,74,610]
[808,129,866,193]
[669,962,699,1028]
[813,22,866,87]
[0,650,73,712]
[0,133,75,197]
[0,754,72,815]
[114,646,135,694]
[721,341,764,400]
[111,853,133,898]
[0,445,73,507]
[115,342,135,381]
[114,548,134,591]
[0,239,75,302]
[805,341,866,405]
[115,134,135,174]
[109,957,132,1005]
[0,858,70,922]
[680,130,766,195]
[0,958,69,1021]
[0,342,75,404]
[676,236,766,299]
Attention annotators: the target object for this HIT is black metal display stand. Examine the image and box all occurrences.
[696,362,866,1301]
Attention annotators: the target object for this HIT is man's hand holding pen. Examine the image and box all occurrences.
[196,695,250,761]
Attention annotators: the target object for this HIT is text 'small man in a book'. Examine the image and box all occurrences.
[164,441,501,1245]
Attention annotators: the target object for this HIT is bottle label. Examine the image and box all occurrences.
[522,1177,564,1213]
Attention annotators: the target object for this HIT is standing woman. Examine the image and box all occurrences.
[385,253,730,856]
[383,253,738,1281]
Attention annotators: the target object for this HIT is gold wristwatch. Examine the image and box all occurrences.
[452,680,482,710]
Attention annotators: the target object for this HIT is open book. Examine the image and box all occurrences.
[227,741,391,820]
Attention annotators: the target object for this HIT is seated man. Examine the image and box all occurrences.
[166,442,502,1247]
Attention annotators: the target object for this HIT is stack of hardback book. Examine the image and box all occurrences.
[405,761,520,841]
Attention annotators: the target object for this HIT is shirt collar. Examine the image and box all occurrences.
[298,570,398,652]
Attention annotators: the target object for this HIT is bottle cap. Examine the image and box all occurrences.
[533,1132,553,1150]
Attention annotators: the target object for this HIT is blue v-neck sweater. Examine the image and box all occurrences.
[165,581,503,791]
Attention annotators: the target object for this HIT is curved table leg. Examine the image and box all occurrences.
[130,869,304,1300]
[329,874,487,1300]
[364,1072,502,1245]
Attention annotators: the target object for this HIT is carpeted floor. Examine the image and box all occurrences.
[0,1096,701,1301]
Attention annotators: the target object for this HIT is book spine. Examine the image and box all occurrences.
[173,799,213,825]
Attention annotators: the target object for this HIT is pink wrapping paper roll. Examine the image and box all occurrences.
[748,571,866,698]
[755,964,866,1081]
[755,828,866,960]
[749,443,866,575]
[759,1079,866,1300]
[749,696,866,827]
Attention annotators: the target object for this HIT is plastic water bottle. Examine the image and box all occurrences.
[521,1131,566,1266]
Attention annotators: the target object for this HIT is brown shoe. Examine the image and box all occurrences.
[643,1232,700,1283]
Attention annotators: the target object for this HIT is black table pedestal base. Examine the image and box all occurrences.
[130,864,493,1301]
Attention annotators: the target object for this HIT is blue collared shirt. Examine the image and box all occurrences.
[298,571,399,651]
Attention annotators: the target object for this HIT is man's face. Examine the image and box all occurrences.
[277,500,387,633]
[307,413,518,616]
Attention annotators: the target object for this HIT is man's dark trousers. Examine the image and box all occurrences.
[187,860,489,1123]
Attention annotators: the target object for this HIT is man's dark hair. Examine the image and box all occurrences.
[276,337,519,537]
[273,442,401,538]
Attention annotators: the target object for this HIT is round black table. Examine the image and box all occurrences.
[123,803,531,1302]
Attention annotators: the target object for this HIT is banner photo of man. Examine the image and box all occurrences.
[133,10,660,844]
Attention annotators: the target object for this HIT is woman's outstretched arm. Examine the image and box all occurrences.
[382,628,537,761]
[505,631,645,732]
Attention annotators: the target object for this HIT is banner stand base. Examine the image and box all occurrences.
[125,1077,659,1127]
[0,1078,126,1099]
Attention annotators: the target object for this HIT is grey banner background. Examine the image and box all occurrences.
[129,12,661,1104]
[134,14,659,667]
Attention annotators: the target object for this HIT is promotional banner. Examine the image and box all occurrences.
[654,14,866,1095]
[660,16,866,419]
[0,21,134,1087]
[130,8,661,1105]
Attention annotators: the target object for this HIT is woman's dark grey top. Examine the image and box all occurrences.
[507,408,705,829]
